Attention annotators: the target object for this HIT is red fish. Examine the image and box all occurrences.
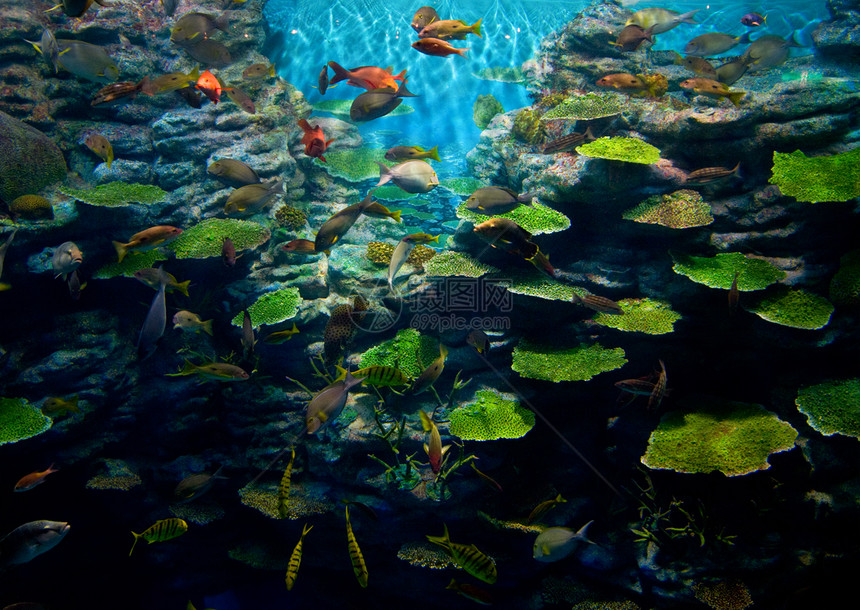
[298,118,334,162]
[412,38,468,57]
[327,61,406,91]
[14,464,59,492]
[195,70,230,103]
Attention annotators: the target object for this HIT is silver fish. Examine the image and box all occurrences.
[0,520,70,568]
[25,29,62,74]
[306,371,362,434]
[375,160,439,193]
[51,241,82,281]
[137,267,169,359]
[533,521,593,563]
[388,238,416,293]
[56,39,119,84]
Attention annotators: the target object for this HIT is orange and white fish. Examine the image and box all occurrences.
[14,464,59,492]
[297,119,334,162]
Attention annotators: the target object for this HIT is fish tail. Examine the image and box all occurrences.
[106,149,114,169]
[471,18,483,38]
[678,9,700,24]
[327,61,350,85]
[187,65,200,83]
[297,118,311,133]
[23,38,43,54]
[375,161,392,186]
[112,241,127,263]
[457,48,470,58]
[129,531,142,557]
[727,91,746,107]
[268,63,276,78]
[737,31,752,45]
[202,319,214,336]
[390,210,402,223]
[174,280,190,297]
[426,145,440,162]
[425,524,451,550]
[395,80,419,98]
[215,12,232,32]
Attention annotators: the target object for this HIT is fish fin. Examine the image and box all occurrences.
[129,531,142,557]
[384,65,393,73]
[427,145,440,161]
[678,9,701,24]
[727,91,746,107]
[393,68,407,81]
[23,38,43,54]
[44,4,62,13]
[576,520,596,545]
[430,234,440,243]
[326,60,349,85]
[215,12,232,32]
[737,31,752,45]
[112,241,127,263]
[457,48,469,57]
[390,210,402,223]
[202,319,214,336]
[439,344,449,359]
[418,410,433,432]
[268,64,276,78]
[375,161,392,186]
[472,18,483,38]
[333,365,348,383]
[175,280,190,297]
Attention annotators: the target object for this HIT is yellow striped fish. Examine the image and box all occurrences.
[129,518,188,556]
[278,449,296,519]
[426,524,497,584]
[285,523,313,591]
[335,364,409,387]
[345,506,368,588]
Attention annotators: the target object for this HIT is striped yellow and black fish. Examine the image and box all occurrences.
[129,518,188,556]
[285,523,313,591]
[278,449,296,519]
[426,524,497,584]
[685,162,741,185]
[345,506,368,588]
[352,365,410,387]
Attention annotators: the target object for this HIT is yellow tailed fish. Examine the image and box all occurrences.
[411,343,448,394]
[426,524,497,584]
[277,449,295,518]
[285,523,313,591]
[345,505,368,587]
[129,518,188,556]
[527,493,567,524]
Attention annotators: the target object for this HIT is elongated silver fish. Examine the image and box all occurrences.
[137,267,170,359]
[388,233,439,293]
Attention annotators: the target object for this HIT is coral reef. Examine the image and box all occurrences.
[93,249,166,280]
[397,542,455,570]
[168,218,271,260]
[169,502,226,526]
[274,204,307,230]
[745,287,834,330]
[502,272,587,302]
[365,241,436,267]
[592,298,681,335]
[58,182,167,207]
[84,459,142,491]
[512,340,627,382]
[423,251,500,278]
[512,108,546,144]
[829,250,860,308]
[769,148,860,203]
[230,286,302,327]
[0,109,66,201]
[576,137,661,165]
[540,92,624,121]
[671,252,786,291]
[359,329,440,380]
[623,190,713,229]
[238,482,330,520]
[691,579,754,610]
[448,390,535,441]
[0,397,52,446]
[9,194,54,220]
[473,93,505,129]
[641,399,798,476]
[456,201,571,236]
[795,378,860,440]
[313,147,389,182]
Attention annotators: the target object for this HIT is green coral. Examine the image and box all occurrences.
[448,390,535,441]
[746,286,834,330]
[373,185,415,201]
[502,272,588,302]
[576,137,661,164]
[512,108,546,144]
[439,177,485,197]
[795,379,860,440]
[312,99,414,120]
[512,339,627,382]
[623,190,713,229]
[359,328,440,380]
[168,218,271,260]
[473,67,525,83]
[366,241,436,267]
[769,148,860,203]
[58,182,167,206]
[541,92,624,121]
[93,249,167,279]
[671,252,786,290]
[231,286,302,327]
[456,201,570,236]
[829,250,860,308]
[423,251,499,278]
[592,298,681,335]
[314,148,389,182]
[473,93,505,129]
[0,397,52,446]
[274,204,307,230]
[641,399,798,476]
[85,459,142,491]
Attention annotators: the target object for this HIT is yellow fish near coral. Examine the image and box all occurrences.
[426,524,497,584]
[84,134,113,168]
[129,518,188,556]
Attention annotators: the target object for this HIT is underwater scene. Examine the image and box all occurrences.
[1,0,859,608]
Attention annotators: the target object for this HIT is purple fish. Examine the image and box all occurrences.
[741,12,766,27]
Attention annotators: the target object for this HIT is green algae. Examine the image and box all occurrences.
[423,251,499,278]
[230,286,302,327]
[829,250,860,309]
[359,328,440,380]
[746,286,834,330]
[58,182,167,207]
[671,252,786,291]
[93,249,167,279]
[314,148,389,182]
[448,390,535,441]
[769,148,860,204]
[512,339,627,382]
[541,92,624,121]
[592,298,682,335]
[623,190,714,229]
[576,137,661,164]
[456,200,571,236]
[0,397,52,446]
[502,272,588,302]
[373,185,416,201]
[641,399,798,476]
[795,379,860,440]
[168,218,271,260]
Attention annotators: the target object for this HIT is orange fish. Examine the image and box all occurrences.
[195,70,230,104]
[14,464,59,492]
[297,119,334,162]
[327,61,406,91]
[412,38,468,57]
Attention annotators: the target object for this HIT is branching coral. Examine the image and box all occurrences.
[58,182,167,206]
[746,287,834,330]
[359,328,440,379]
[592,298,681,335]
[0,397,52,446]
[769,148,860,203]
[641,398,798,476]
[795,378,860,440]
[671,252,785,290]
[274,204,307,230]
[313,147,389,182]
[423,251,499,278]
[448,390,535,441]
[576,137,661,164]
[512,340,627,382]
[540,92,624,121]
[169,218,271,260]
[230,286,302,327]
[456,201,571,236]
[623,190,713,229]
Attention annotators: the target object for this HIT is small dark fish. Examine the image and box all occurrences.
[137,267,170,359]
[673,52,716,77]
[648,360,667,410]
[350,81,418,122]
[306,370,362,434]
[182,39,232,69]
[176,86,203,109]
[612,24,655,52]
[317,65,329,94]
[685,162,741,185]
[226,86,255,113]
[526,246,555,278]
[715,55,752,85]
[741,12,766,27]
[466,329,489,354]
[222,236,237,267]
[314,194,375,254]
[615,378,657,397]
[208,158,261,188]
[465,186,535,215]
[67,269,85,301]
[571,293,624,314]
[411,6,440,33]
[173,466,225,503]
[161,0,178,17]
[527,493,566,524]
[241,309,255,359]
[91,79,147,107]
[728,271,740,314]
[412,344,448,394]
[446,579,493,606]
[242,62,275,80]
[542,126,595,154]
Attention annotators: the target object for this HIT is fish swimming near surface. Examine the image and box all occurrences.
[464,186,535,215]
[626,8,700,34]
[42,395,79,416]
[306,370,362,434]
[411,6,440,33]
[611,24,655,52]
[167,360,250,381]
[129,518,188,557]
[542,126,596,154]
[113,226,183,263]
[207,158,261,188]
[226,86,255,113]
[0,521,70,567]
[527,493,567,524]
[224,179,283,216]
[345,506,368,588]
[243,62,275,80]
[264,322,300,344]
[277,449,296,518]
[648,360,668,410]
[172,311,213,336]
[135,268,190,297]
[376,160,438,193]
[51,241,82,281]
[743,34,803,71]
[673,52,716,77]
[14,465,59,492]
[571,292,624,314]
[139,66,200,96]
[326,61,407,91]
[680,78,746,107]
[412,343,448,395]
[419,410,449,474]
[426,524,498,584]
[170,12,231,45]
[350,81,418,122]
[241,310,256,360]
[84,134,113,168]
[412,38,469,58]
[137,267,170,359]
[388,232,440,292]
[741,12,766,27]
[222,236,237,267]
[173,466,225,503]
[314,192,377,254]
[56,39,119,83]
[446,579,493,606]
[685,162,741,186]
[418,18,483,40]
[297,118,334,162]
[533,521,594,562]
[684,32,752,58]
[285,523,313,591]
[282,239,318,254]
[385,145,440,162]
